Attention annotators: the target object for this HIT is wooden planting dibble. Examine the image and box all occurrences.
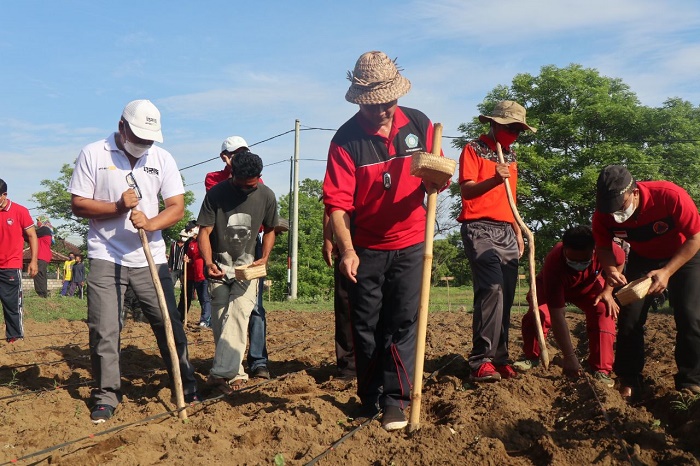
[409,123,457,431]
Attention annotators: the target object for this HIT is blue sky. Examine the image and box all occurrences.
[2,0,699,242]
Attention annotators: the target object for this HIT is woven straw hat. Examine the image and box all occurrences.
[615,277,652,306]
[478,100,537,133]
[345,51,411,105]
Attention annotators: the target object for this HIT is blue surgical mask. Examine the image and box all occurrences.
[566,259,592,272]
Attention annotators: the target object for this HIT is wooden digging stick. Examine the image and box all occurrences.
[495,142,549,369]
[183,258,188,329]
[138,227,188,419]
[409,123,443,432]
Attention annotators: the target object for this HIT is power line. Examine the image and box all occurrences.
[178,129,296,171]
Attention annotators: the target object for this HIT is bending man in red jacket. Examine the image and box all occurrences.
[514,225,624,387]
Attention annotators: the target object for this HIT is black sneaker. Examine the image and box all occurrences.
[250,366,271,380]
[381,405,407,431]
[90,404,114,424]
[351,401,380,421]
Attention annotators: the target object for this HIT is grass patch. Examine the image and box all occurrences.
[13,282,535,323]
[22,295,88,322]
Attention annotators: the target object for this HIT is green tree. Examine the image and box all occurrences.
[451,64,700,260]
[432,231,471,286]
[32,163,196,245]
[267,178,333,300]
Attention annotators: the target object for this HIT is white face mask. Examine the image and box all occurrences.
[123,139,151,159]
[566,259,592,272]
[612,196,636,223]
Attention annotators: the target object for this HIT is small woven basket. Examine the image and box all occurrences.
[234,264,267,281]
[615,277,652,306]
[410,152,456,186]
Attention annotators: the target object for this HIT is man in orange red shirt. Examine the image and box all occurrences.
[0,178,38,342]
[593,165,700,397]
[514,225,624,387]
[457,101,535,383]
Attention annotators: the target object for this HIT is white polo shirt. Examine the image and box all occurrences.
[69,133,185,267]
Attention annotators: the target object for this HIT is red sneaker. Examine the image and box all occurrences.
[470,362,501,382]
[495,364,518,379]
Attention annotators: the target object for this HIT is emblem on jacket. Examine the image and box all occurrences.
[653,221,669,235]
[405,133,419,149]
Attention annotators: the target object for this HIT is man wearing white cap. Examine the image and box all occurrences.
[205,136,249,191]
[323,51,443,431]
[69,99,199,424]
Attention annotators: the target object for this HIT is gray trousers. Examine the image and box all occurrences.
[87,259,198,407]
[461,220,519,371]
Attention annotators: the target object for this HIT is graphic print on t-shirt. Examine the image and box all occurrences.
[216,212,254,279]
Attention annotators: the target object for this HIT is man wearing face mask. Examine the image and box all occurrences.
[514,226,624,387]
[593,165,700,398]
[458,100,535,383]
[197,151,278,395]
[69,99,200,424]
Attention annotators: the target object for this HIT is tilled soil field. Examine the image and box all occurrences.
[1,307,698,465]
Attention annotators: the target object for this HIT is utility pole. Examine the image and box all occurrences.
[289,119,300,299]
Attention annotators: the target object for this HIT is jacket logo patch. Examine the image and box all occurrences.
[613,230,628,238]
[653,221,669,235]
[405,133,419,149]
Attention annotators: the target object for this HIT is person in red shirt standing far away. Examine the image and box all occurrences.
[323,51,445,432]
[513,225,624,388]
[33,215,54,298]
[593,165,700,398]
[457,101,535,384]
[0,178,38,343]
[177,227,212,328]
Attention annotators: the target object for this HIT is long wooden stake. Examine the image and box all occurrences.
[495,142,549,369]
[138,228,188,419]
[409,123,443,432]
[183,258,188,329]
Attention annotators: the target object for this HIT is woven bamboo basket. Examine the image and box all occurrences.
[234,264,267,281]
[615,277,652,306]
[410,152,456,186]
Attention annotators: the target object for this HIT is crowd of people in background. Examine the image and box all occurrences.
[2,49,698,432]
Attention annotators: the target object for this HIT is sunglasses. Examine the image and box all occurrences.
[125,172,143,200]
[504,123,523,133]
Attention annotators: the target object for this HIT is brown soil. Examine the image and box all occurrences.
[1,308,698,465]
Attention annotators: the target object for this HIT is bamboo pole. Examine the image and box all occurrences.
[409,123,443,432]
[495,142,549,369]
[138,228,188,419]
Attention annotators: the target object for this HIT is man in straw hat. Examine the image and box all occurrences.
[69,99,200,423]
[457,100,536,383]
[323,51,445,431]
[593,165,700,397]
[514,225,624,388]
